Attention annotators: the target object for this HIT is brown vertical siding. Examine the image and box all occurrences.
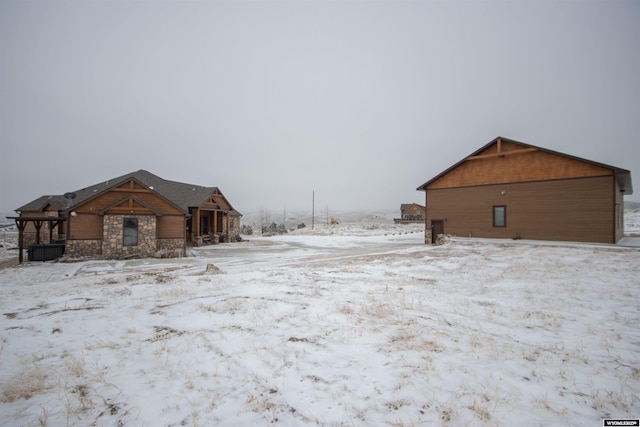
[157,216,185,239]
[614,179,624,243]
[69,214,103,239]
[424,191,430,244]
[426,176,615,243]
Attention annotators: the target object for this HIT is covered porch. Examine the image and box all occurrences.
[187,208,231,246]
[9,215,67,263]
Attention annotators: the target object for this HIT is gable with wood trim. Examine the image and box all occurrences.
[394,203,425,224]
[13,170,242,261]
[417,137,633,244]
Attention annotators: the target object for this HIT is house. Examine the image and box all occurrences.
[394,203,425,224]
[12,170,242,262]
[417,137,633,244]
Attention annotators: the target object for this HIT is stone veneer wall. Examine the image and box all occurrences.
[103,215,157,259]
[230,216,241,240]
[424,229,432,245]
[66,239,102,258]
[22,226,65,247]
[157,238,185,258]
[22,233,39,248]
[64,224,185,259]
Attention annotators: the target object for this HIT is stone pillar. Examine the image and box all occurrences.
[157,238,186,257]
[425,228,432,245]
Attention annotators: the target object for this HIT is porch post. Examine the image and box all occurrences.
[213,211,218,234]
[194,208,201,237]
[16,220,25,264]
[34,220,43,244]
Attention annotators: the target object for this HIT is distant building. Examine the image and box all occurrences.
[12,170,242,262]
[394,203,425,224]
[417,136,632,244]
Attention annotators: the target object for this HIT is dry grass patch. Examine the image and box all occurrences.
[1,357,50,402]
[155,286,196,300]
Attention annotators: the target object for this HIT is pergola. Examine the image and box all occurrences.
[8,216,67,263]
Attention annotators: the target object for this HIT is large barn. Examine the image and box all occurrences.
[12,170,241,262]
[417,137,633,244]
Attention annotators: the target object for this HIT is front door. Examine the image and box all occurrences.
[431,219,444,244]
[200,215,209,235]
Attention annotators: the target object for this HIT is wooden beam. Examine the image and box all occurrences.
[34,220,43,244]
[105,207,152,215]
[195,208,200,237]
[9,217,68,264]
[16,220,25,263]
[467,147,538,161]
[111,188,152,193]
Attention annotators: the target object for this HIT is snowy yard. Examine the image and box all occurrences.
[0,214,639,426]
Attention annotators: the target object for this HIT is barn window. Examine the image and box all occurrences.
[493,206,506,227]
[123,217,138,246]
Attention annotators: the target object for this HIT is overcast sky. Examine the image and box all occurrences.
[1,0,639,215]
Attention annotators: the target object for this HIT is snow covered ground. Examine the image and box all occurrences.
[0,212,639,426]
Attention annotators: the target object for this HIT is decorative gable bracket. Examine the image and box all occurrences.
[98,195,164,216]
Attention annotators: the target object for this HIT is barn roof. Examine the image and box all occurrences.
[417,136,633,194]
[16,170,238,214]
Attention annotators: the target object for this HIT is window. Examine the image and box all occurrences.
[493,206,506,227]
[123,217,138,246]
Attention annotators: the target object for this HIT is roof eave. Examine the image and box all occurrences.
[417,136,634,193]
[617,172,633,195]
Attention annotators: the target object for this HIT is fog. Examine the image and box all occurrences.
[1,1,638,215]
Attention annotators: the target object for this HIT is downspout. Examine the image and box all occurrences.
[425,189,429,245]
[183,214,188,256]
[66,213,71,256]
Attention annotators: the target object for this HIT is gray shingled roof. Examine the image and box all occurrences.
[16,170,239,215]
[16,195,70,212]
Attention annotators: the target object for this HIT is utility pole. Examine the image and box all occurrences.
[312,191,315,230]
